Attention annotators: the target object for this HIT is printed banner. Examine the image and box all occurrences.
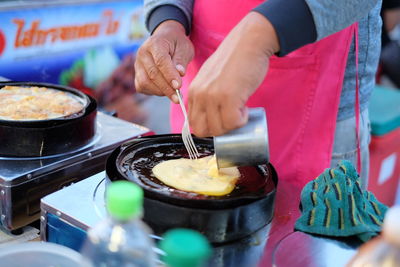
[0,0,147,90]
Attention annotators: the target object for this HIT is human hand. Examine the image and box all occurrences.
[188,12,280,137]
[134,20,194,103]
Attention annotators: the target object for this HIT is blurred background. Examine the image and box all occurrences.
[0,0,399,205]
[0,0,171,133]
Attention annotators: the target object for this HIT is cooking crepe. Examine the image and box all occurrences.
[152,155,240,196]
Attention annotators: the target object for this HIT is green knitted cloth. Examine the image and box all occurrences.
[295,160,388,242]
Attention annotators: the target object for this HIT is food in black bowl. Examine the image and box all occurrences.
[0,81,97,157]
[106,134,278,243]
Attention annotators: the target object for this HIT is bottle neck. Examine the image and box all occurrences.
[110,214,140,225]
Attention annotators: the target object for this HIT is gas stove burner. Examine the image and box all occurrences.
[41,172,270,267]
[0,122,103,161]
[0,112,150,231]
[92,177,107,220]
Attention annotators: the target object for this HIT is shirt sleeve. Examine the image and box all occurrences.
[254,0,379,56]
[253,0,317,56]
[305,0,379,40]
[144,0,194,35]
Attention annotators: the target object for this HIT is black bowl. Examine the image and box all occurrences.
[0,81,97,157]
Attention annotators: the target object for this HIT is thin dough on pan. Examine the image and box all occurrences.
[152,155,240,196]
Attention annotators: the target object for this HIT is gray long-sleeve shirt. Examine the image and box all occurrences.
[144,0,382,121]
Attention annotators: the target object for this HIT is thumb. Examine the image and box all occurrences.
[172,41,194,76]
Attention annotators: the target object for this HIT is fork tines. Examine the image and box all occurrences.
[182,126,199,159]
[175,90,200,159]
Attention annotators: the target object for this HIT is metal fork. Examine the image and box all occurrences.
[175,89,200,159]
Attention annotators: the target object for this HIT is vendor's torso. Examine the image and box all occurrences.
[171,0,356,186]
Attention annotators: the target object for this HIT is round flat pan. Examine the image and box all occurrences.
[106,134,277,209]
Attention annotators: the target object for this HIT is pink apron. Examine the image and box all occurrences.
[170,0,356,187]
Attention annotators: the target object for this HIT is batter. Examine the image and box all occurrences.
[152,155,240,196]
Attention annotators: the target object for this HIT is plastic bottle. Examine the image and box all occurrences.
[80,181,156,267]
[348,206,400,267]
[159,228,212,267]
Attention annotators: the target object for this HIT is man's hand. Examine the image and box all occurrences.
[134,20,194,103]
[188,12,280,137]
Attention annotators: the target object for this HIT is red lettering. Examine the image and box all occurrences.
[103,10,120,35]
[0,30,6,56]
[12,9,120,49]
[12,19,24,48]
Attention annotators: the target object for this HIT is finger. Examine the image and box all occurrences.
[134,56,159,94]
[149,43,182,90]
[188,83,197,128]
[141,51,179,103]
[220,103,248,132]
[191,107,209,137]
[134,66,164,96]
[205,95,225,136]
[173,40,194,76]
[175,64,186,76]
[189,90,209,137]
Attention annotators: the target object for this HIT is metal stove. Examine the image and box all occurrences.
[40,171,360,267]
[41,172,270,267]
[0,112,149,231]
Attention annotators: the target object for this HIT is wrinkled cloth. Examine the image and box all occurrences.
[295,160,388,242]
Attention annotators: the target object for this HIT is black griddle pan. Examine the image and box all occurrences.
[106,134,278,243]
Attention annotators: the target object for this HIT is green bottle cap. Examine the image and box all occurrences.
[160,229,212,267]
[106,181,143,221]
